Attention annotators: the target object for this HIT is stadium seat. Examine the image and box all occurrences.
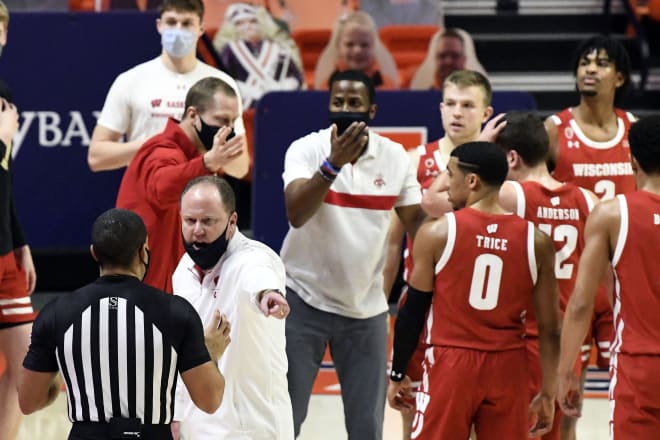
[378,24,439,71]
[291,29,332,88]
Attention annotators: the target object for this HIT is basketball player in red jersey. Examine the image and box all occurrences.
[388,142,560,439]
[545,37,629,437]
[545,35,636,201]
[382,70,494,440]
[496,112,600,440]
[558,115,660,438]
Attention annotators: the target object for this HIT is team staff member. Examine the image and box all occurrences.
[389,142,560,439]
[558,115,660,438]
[116,77,244,293]
[281,69,425,440]
[18,208,229,440]
[88,0,248,180]
[172,176,292,439]
[0,3,37,435]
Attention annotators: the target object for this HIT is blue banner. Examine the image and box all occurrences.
[3,11,159,249]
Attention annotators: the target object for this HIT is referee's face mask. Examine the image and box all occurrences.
[140,247,150,282]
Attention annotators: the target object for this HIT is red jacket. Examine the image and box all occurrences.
[116,118,209,293]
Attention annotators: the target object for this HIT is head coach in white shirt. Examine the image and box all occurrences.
[171,175,293,440]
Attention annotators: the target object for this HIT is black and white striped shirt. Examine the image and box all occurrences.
[23,275,210,425]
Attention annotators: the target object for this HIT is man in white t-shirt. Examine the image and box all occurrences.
[172,175,292,440]
[88,0,248,180]
[280,69,425,440]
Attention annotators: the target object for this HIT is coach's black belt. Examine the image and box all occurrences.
[70,418,171,440]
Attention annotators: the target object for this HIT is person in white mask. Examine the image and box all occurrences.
[88,0,248,180]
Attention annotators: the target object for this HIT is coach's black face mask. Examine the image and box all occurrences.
[183,220,230,270]
[195,116,235,151]
[329,111,370,136]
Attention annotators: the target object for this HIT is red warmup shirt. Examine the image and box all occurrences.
[116,118,209,293]
[427,208,536,351]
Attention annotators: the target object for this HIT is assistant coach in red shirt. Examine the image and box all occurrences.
[116,76,247,293]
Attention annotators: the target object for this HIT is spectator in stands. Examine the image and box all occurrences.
[0,2,38,438]
[410,28,487,90]
[115,77,245,294]
[88,0,248,180]
[314,11,399,89]
[214,3,304,110]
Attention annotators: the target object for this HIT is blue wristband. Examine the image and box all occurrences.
[322,158,342,174]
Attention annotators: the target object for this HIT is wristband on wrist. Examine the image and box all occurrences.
[318,167,336,182]
[322,158,342,174]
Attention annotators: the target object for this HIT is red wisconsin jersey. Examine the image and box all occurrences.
[508,181,594,337]
[550,108,636,199]
[403,141,446,282]
[426,208,537,351]
[610,191,660,355]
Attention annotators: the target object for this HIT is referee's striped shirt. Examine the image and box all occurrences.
[23,274,211,425]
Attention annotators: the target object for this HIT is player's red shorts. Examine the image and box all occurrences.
[610,352,660,438]
[581,289,613,370]
[411,346,528,440]
[526,337,577,440]
[0,251,35,326]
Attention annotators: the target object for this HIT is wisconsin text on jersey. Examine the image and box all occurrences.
[572,162,633,177]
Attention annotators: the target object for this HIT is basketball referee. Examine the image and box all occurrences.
[17,208,230,439]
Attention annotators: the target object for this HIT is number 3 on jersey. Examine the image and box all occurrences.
[537,223,578,279]
[469,254,503,310]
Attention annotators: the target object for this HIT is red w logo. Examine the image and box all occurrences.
[151,99,162,108]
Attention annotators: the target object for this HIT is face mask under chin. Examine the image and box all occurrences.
[183,221,231,270]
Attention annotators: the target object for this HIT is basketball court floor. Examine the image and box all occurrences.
[17,392,609,439]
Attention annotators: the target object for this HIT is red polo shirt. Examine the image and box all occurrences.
[116,118,209,293]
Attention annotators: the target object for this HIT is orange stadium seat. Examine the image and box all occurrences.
[69,0,96,10]
[378,24,439,72]
[291,29,332,88]
[650,0,660,21]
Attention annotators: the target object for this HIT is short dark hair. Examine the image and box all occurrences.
[92,209,147,267]
[180,175,237,213]
[629,115,660,174]
[329,69,376,106]
[444,70,492,107]
[440,28,464,45]
[159,0,204,21]
[184,77,236,116]
[572,35,632,105]
[451,141,509,187]
[496,111,549,167]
